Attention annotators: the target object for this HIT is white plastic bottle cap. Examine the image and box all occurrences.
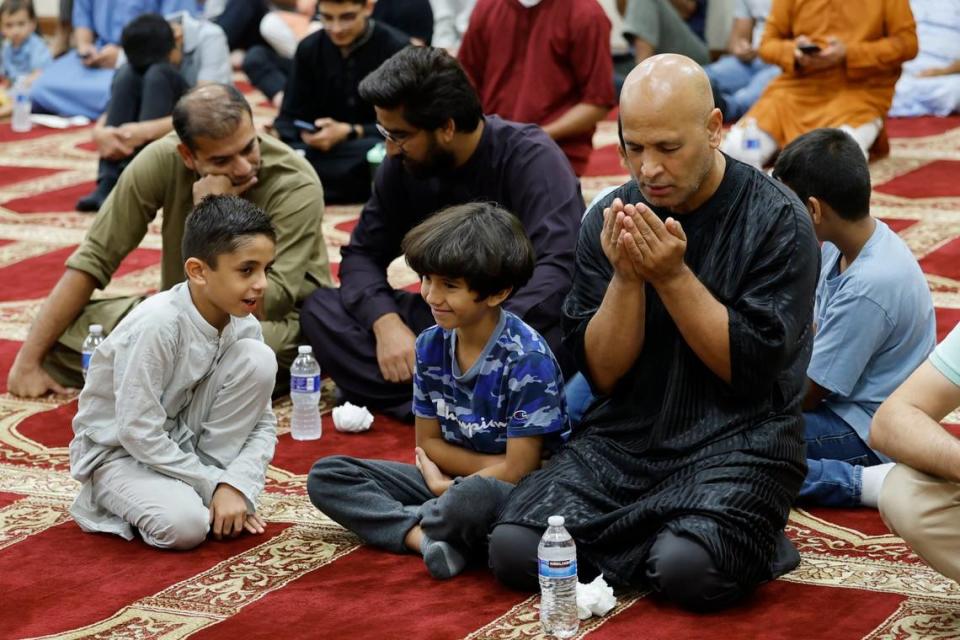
[298,345,313,354]
[548,515,564,527]
[89,324,103,335]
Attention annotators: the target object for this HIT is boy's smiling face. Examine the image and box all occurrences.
[187,233,276,331]
[420,274,500,332]
[1,9,34,48]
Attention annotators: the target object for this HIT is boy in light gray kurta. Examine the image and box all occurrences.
[69,195,279,550]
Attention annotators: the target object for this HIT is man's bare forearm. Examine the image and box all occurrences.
[584,275,646,395]
[655,266,731,384]
[541,104,611,142]
[14,269,98,367]
[74,27,95,50]
[871,401,960,483]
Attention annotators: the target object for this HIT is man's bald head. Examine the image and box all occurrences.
[621,54,716,126]
[173,83,254,152]
[616,54,725,213]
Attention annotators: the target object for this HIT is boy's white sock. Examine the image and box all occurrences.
[860,462,896,508]
[420,534,466,580]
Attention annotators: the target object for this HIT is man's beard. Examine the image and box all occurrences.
[402,138,457,179]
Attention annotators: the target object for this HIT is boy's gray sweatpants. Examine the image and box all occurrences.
[307,455,513,557]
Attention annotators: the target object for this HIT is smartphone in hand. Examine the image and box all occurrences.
[293,119,318,133]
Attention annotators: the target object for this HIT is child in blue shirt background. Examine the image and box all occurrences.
[1,0,51,88]
[308,202,570,579]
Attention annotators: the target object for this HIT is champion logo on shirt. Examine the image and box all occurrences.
[513,409,528,421]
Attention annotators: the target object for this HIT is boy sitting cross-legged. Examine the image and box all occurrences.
[68,195,280,550]
[308,202,571,579]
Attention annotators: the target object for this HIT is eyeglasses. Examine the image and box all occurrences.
[376,123,417,149]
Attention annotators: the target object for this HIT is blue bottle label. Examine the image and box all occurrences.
[538,558,577,579]
[81,352,92,372]
[291,375,320,393]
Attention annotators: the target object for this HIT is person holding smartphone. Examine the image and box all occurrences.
[721,0,918,168]
[273,0,408,204]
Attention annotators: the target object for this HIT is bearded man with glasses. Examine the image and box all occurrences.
[300,46,584,419]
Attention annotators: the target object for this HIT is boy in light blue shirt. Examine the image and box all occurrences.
[773,128,937,508]
[0,0,51,86]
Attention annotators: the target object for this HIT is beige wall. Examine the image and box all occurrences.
[35,0,59,18]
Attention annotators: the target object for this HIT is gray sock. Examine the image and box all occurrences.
[420,535,466,580]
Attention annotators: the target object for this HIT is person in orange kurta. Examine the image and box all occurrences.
[722,0,917,167]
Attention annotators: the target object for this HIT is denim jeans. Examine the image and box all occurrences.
[564,372,595,427]
[799,406,882,507]
[704,56,781,121]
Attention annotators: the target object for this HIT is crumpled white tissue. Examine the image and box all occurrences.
[332,402,374,432]
[576,574,617,620]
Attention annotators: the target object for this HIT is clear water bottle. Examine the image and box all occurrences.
[741,117,763,170]
[290,345,322,440]
[11,77,31,133]
[538,515,579,638]
[81,324,104,379]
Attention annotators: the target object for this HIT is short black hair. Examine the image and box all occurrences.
[182,195,276,269]
[359,46,482,133]
[173,84,253,152]
[0,0,35,19]
[772,128,871,221]
[121,14,175,74]
[402,202,535,300]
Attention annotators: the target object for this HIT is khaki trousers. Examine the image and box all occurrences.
[879,463,960,584]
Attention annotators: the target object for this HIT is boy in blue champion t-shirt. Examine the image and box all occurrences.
[308,202,570,579]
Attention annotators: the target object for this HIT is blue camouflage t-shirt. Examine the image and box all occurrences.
[413,310,570,455]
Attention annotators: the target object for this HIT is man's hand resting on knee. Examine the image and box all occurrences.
[210,483,265,540]
[372,313,417,383]
[7,357,73,398]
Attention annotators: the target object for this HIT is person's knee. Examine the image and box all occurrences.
[112,62,139,87]
[488,524,541,592]
[432,476,511,531]
[144,504,210,550]
[879,465,930,541]
[646,530,744,612]
[228,338,278,394]
[241,44,270,74]
[142,62,178,88]
[306,455,358,508]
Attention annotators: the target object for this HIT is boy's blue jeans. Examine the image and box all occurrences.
[799,406,883,507]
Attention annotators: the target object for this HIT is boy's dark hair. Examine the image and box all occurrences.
[359,46,482,133]
[121,14,175,74]
[0,0,36,19]
[173,84,253,152]
[182,195,276,269]
[402,202,535,300]
[772,128,871,221]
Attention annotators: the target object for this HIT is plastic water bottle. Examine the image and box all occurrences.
[11,77,31,133]
[741,117,763,170]
[539,515,579,638]
[290,345,322,440]
[81,324,104,379]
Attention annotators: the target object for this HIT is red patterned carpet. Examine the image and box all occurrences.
[0,104,959,639]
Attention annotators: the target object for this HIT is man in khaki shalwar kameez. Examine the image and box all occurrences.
[6,83,332,397]
[722,0,918,166]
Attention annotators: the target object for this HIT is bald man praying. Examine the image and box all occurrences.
[487,55,820,611]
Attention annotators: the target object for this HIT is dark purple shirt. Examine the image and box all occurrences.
[339,115,583,355]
